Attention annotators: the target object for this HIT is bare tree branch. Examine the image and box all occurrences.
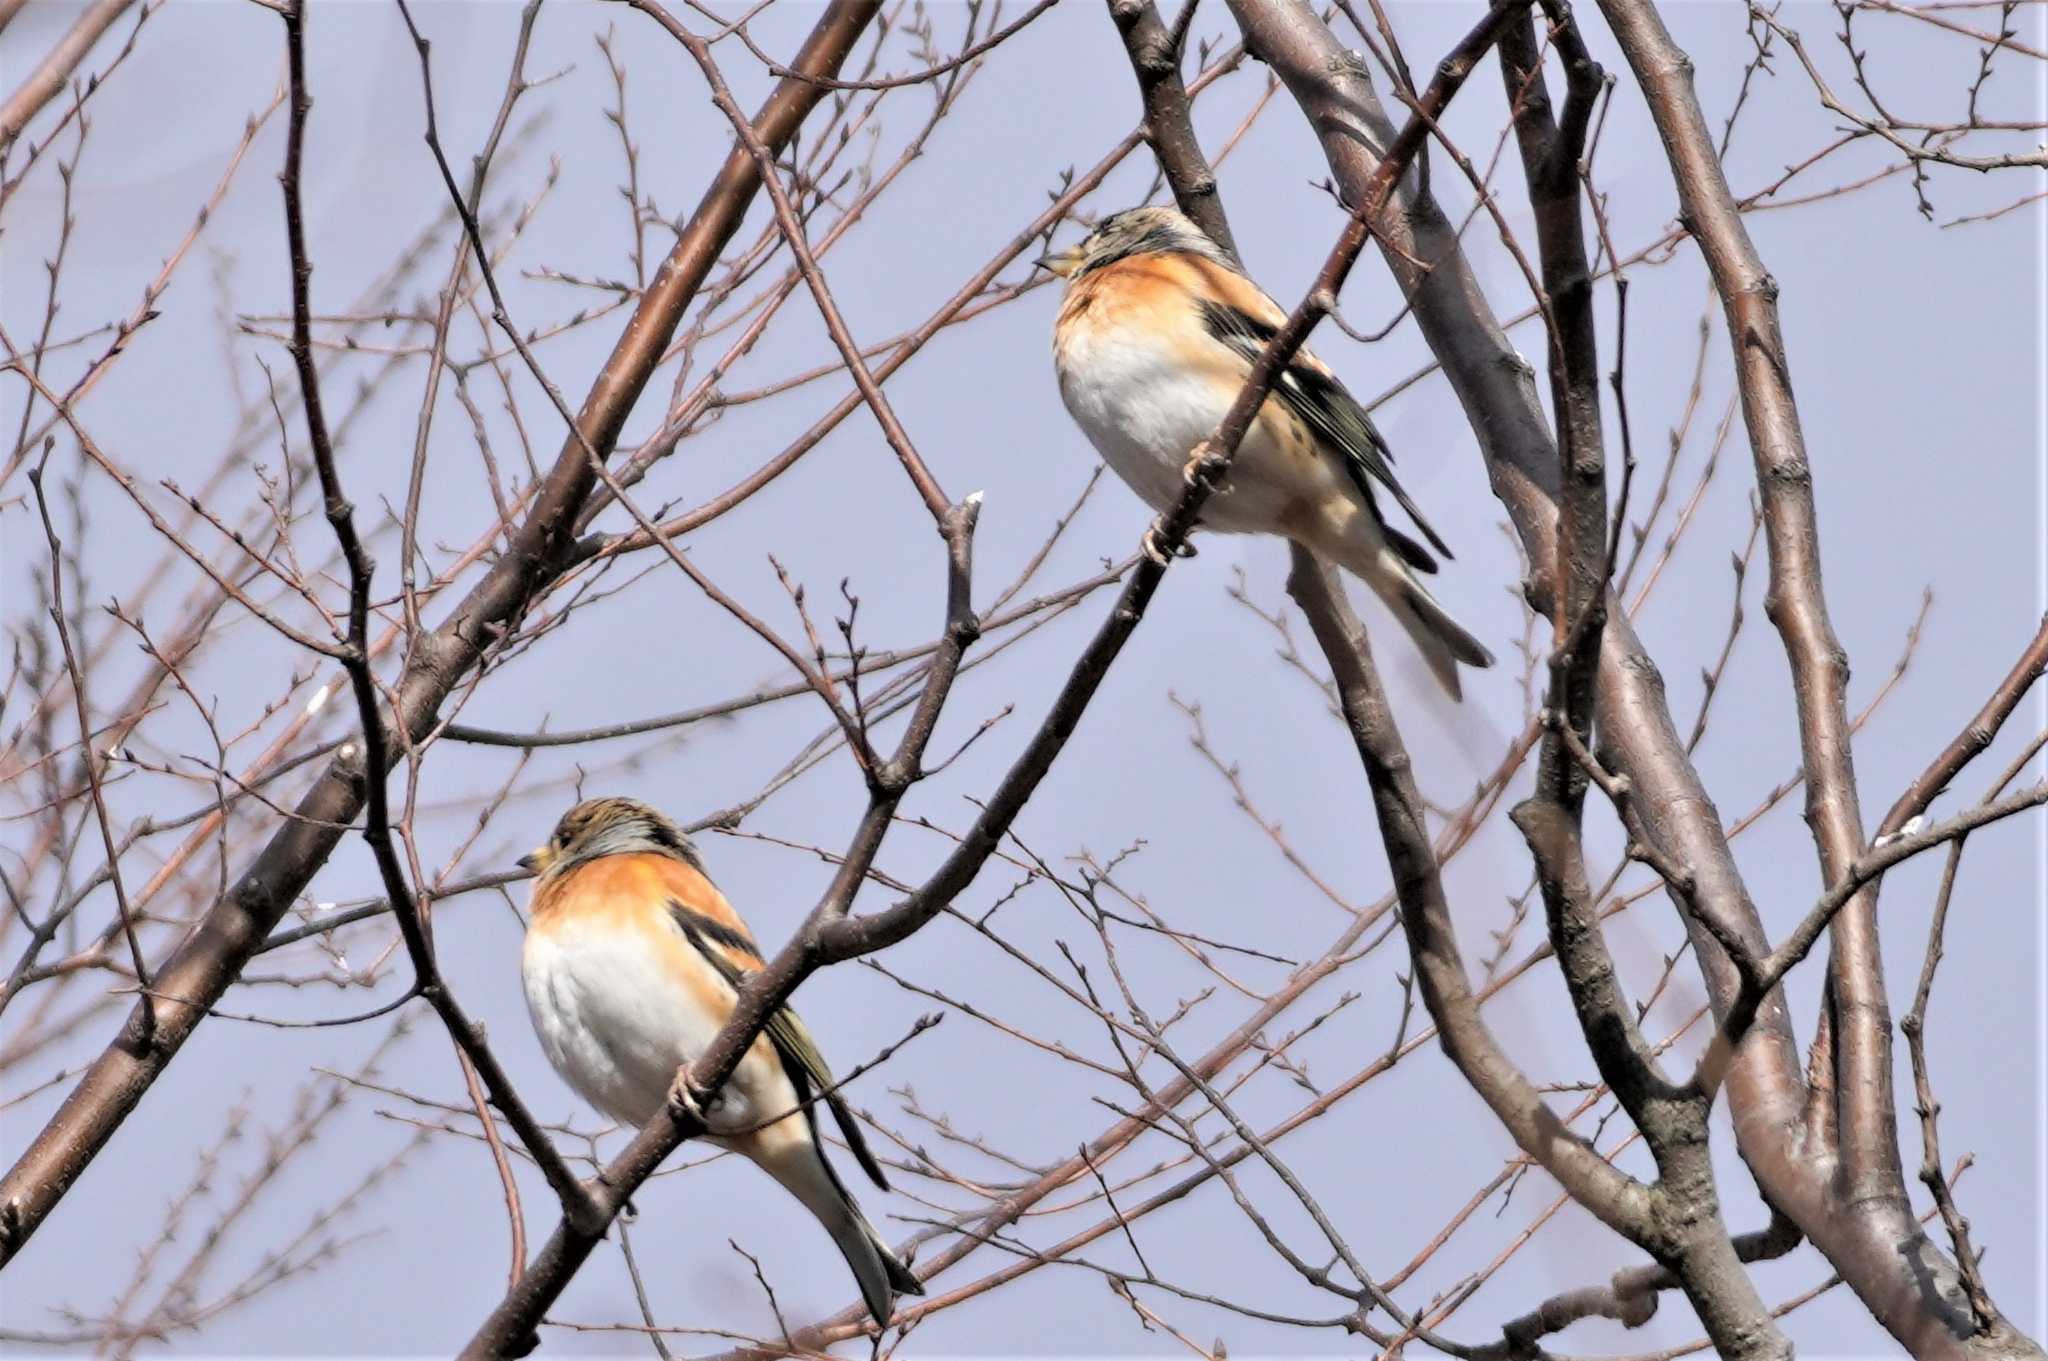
[0,0,887,1268]
[0,0,136,147]
[1596,3,2042,1355]
[1107,0,1238,258]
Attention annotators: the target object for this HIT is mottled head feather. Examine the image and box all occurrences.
[520,796,702,881]
[1040,205,1233,280]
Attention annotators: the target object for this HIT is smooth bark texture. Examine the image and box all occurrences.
[1597,2,2040,1355]
[0,0,134,146]
[1289,551,1656,1239]
[1221,0,1806,1158]
[1231,0,2043,1356]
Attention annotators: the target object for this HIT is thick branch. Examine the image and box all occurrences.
[0,0,884,1269]
[1107,0,1239,259]
[1492,1214,1801,1354]
[1287,548,1654,1242]
[1597,3,2040,1356]
[1229,1,2024,1355]
[1615,0,1896,1191]
[1221,10,1801,1132]
[458,17,1513,1343]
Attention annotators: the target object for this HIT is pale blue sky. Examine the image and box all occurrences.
[2,0,2043,1355]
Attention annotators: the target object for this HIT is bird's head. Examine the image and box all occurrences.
[1035,205,1229,281]
[518,796,701,881]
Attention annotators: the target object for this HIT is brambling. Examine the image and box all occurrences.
[518,797,923,1327]
[1043,206,1494,699]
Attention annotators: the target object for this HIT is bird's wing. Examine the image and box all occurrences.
[646,854,894,1192]
[1192,264,1453,566]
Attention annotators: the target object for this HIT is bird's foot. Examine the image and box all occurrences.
[1141,527,1198,567]
[667,1076,715,1128]
[1182,442,1228,490]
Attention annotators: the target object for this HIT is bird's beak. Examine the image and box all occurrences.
[1035,245,1084,279]
[517,849,543,874]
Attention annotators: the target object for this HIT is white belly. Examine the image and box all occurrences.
[1054,327,1333,534]
[521,919,794,1136]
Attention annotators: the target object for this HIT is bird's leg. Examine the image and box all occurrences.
[1143,440,1227,567]
[1181,438,1229,492]
[668,1070,720,1128]
[1141,524,1200,567]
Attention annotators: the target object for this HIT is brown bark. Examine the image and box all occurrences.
[0,0,885,1270]
[1106,0,1239,259]
[1596,2,2040,1355]
[1229,0,2044,1355]
[1220,0,1808,1182]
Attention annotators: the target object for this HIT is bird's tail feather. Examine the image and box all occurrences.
[758,1136,923,1329]
[1320,533,1492,701]
[1392,584,1493,701]
[879,1226,926,1297]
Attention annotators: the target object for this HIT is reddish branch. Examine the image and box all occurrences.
[279,0,599,1232]
[627,0,954,523]
[0,0,886,1271]
[572,42,1250,561]
[24,464,154,1041]
[0,0,136,147]
[734,0,1061,92]
[454,6,1523,1351]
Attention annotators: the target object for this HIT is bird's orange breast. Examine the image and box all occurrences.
[530,851,759,965]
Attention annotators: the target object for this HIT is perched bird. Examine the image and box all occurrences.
[1042,206,1494,699]
[518,797,923,1327]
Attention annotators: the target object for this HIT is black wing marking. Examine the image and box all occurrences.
[1381,524,1441,576]
[670,903,762,962]
[1197,299,1454,563]
[667,900,892,1191]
